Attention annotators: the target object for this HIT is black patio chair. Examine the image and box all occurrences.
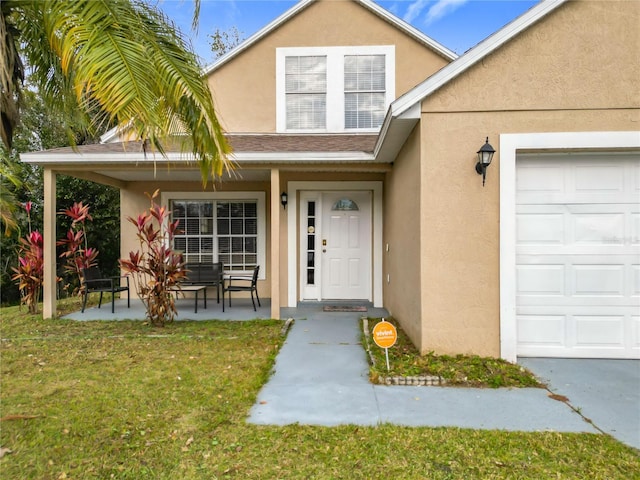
[81,266,130,314]
[222,265,260,312]
[182,261,224,303]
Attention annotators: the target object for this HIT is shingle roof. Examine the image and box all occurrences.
[228,134,377,153]
[26,134,378,156]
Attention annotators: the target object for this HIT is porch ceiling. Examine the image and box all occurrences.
[70,160,391,185]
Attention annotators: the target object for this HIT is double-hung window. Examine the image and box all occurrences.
[164,192,265,275]
[344,55,386,129]
[277,46,394,133]
[285,56,327,129]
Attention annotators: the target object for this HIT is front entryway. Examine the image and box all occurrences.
[300,191,372,302]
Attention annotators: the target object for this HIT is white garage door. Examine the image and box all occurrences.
[516,153,640,358]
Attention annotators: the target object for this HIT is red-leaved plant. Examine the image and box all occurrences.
[119,190,186,326]
[11,202,44,314]
[57,202,99,295]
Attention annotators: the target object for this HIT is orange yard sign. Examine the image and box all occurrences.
[372,319,397,349]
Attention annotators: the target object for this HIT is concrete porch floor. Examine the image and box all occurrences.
[62,297,274,321]
[61,297,388,322]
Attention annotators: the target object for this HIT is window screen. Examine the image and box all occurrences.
[344,55,386,129]
[171,200,258,272]
[285,56,327,129]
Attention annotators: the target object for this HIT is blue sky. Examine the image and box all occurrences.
[154,0,540,65]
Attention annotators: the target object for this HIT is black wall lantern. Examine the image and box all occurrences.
[475,137,496,187]
[280,191,288,209]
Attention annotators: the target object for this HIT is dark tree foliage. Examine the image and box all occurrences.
[1,89,119,306]
[209,26,243,60]
[56,176,120,295]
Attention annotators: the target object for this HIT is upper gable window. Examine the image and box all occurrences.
[277,46,395,133]
[285,56,327,129]
[344,55,386,129]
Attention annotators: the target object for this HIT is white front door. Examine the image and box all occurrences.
[321,191,371,300]
[299,191,372,301]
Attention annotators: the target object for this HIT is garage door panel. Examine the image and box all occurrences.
[516,154,639,359]
[518,205,632,247]
[517,264,565,296]
[517,157,639,205]
[574,315,625,347]
[517,164,565,195]
[573,213,625,244]
[574,164,625,195]
[518,296,634,308]
[518,256,635,302]
[632,213,640,245]
[518,314,565,346]
[517,308,635,358]
[573,264,625,296]
[517,213,564,244]
[634,316,640,349]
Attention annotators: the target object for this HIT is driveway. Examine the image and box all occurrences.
[519,358,640,450]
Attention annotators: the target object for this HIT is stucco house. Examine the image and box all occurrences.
[24,0,639,361]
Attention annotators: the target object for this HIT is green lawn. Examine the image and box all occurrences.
[1,301,638,479]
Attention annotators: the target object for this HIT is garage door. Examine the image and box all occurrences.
[516,153,639,358]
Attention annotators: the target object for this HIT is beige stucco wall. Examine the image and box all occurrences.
[425,1,639,114]
[387,0,639,356]
[208,0,450,133]
[383,127,423,344]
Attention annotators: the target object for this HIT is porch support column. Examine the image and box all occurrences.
[270,168,281,319]
[43,168,57,319]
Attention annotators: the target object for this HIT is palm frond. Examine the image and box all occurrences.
[0,1,25,149]
[9,0,230,184]
[0,149,21,235]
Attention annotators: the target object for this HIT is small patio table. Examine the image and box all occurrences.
[169,285,207,313]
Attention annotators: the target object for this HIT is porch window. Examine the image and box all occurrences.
[171,200,258,272]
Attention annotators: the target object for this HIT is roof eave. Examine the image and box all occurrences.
[391,0,568,118]
[356,0,457,61]
[203,0,457,75]
[373,103,420,163]
[374,0,568,163]
[202,0,315,75]
[21,150,376,166]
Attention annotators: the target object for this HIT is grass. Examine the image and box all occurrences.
[364,317,542,388]
[1,301,638,479]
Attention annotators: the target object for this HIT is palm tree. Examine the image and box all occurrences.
[1,0,230,180]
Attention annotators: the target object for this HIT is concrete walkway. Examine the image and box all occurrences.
[248,310,606,439]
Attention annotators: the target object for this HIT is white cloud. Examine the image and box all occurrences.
[403,0,431,23]
[387,2,400,16]
[424,0,469,25]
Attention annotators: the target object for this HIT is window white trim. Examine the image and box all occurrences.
[276,46,395,133]
[161,191,266,279]
[499,131,640,362]
[286,181,383,307]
